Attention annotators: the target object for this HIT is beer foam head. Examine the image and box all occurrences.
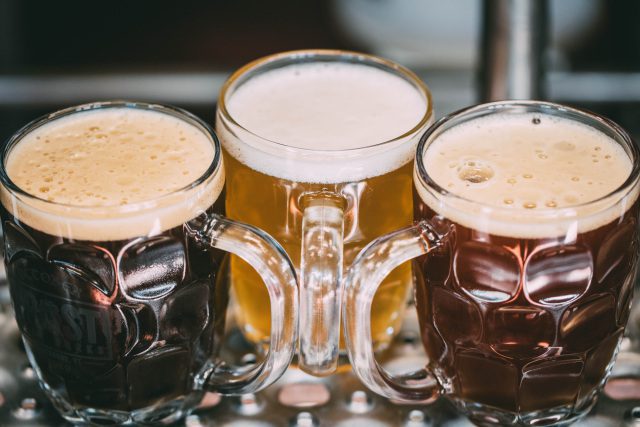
[219,60,430,183]
[1,106,223,241]
[416,111,637,238]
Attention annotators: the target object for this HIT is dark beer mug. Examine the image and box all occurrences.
[344,101,640,426]
[0,102,298,425]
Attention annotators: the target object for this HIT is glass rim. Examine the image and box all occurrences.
[0,100,223,213]
[414,100,640,217]
[216,48,434,155]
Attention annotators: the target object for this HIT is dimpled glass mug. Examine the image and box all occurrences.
[344,101,640,426]
[0,101,298,425]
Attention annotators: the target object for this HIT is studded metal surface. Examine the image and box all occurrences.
[0,222,638,427]
[0,301,638,427]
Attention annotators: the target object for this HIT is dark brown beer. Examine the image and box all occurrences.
[412,110,639,424]
[4,198,227,412]
[0,105,229,421]
[414,196,638,414]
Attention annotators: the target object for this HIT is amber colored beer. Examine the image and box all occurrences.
[224,154,413,346]
[217,51,432,349]
[412,108,639,424]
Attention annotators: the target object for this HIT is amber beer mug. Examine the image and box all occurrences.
[216,50,433,375]
[0,102,298,425]
[345,101,640,426]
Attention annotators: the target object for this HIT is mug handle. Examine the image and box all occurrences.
[186,213,298,394]
[298,190,346,376]
[343,220,446,401]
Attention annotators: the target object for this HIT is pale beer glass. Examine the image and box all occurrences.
[0,102,298,425]
[216,50,433,375]
[344,101,640,426]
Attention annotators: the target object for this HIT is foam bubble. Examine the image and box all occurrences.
[457,160,494,183]
[416,112,636,238]
[219,62,429,183]
[1,108,223,241]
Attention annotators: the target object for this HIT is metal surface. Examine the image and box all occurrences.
[0,304,638,426]
[4,70,640,118]
[3,70,640,114]
[480,0,549,101]
[0,72,230,107]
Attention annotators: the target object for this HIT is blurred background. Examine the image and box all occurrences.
[1,0,640,143]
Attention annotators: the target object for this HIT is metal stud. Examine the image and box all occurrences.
[624,406,640,426]
[234,393,263,416]
[405,409,432,427]
[20,364,35,379]
[241,353,258,365]
[12,397,39,420]
[347,390,373,414]
[290,412,318,427]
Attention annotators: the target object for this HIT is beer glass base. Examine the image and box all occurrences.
[42,383,203,426]
[451,394,599,427]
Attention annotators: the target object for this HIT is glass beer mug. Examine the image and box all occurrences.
[216,49,433,375]
[0,101,298,425]
[344,101,640,426]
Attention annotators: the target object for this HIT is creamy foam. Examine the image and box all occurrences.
[416,112,637,238]
[1,108,224,241]
[220,61,429,183]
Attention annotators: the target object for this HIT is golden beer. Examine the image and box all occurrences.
[217,50,433,353]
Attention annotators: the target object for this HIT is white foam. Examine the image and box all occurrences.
[1,108,224,241]
[416,112,638,238]
[218,62,430,183]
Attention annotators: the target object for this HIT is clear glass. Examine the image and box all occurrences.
[344,100,640,426]
[216,49,433,375]
[0,101,298,425]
